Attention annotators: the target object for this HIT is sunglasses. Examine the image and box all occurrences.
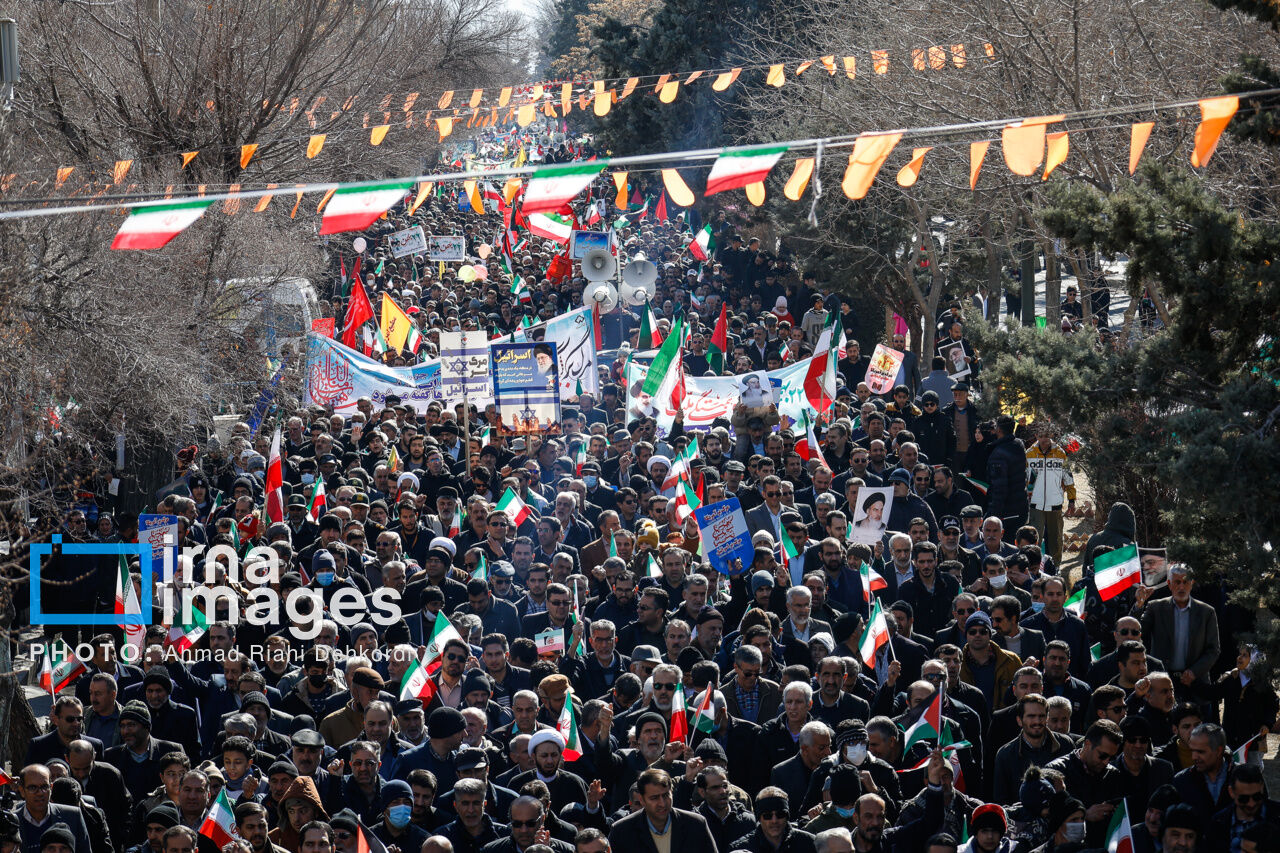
[760,811,788,820]
[509,820,542,828]
[1236,792,1265,803]
[652,683,677,692]
[444,653,467,662]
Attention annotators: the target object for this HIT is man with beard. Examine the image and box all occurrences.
[319,668,385,748]
[284,495,320,552]
[592,705,686,813]
[897,543,960,639]
[103,702,185,805]
[505,731,589,814]
[234,803,287,853]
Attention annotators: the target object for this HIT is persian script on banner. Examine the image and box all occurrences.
[439,331,493,407]
[305,332,441,414]
[866,344,905,395]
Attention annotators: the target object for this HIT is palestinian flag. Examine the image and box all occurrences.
[688,224,715,261]
[1095,544,1141,601]
[704,144,789,195]
[662,437,700,491]
[668,686,689,744]
[306,478,327,523]
[527,212,574,244]
[111,199,215,250]
[1233,733,1264,764]
[115,556,146,661]
[39,638,87,694]
[1105,800,1134,853]
[902,686,943,752]
[522,162,604,214]
[692,685,716,734]
[497,487,531,527]
[320,181,414,235]
[638,300,664,350]
[861,563,888,602]
[422,613,465,674]
[556,691,583,760]
[472,553,489,581]
[858,597,891,668]
[399,654,436,706]
[708,304,728,373]
[167,603,209,653]
[199,788,237,849]
[1065,588,1087,618]
[794,412,827,467]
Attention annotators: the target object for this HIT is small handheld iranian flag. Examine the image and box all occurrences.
[526,213,574,244]
[39,638,87,694]
[638,300,664,350]
[858,598,891,667]
[901,686,943,752]
[860,563,888,603]
[115,556,146,661]
[497,487,531,527]
[422,613,465,673]
[646,552,662,580]
[1233,733,1264,764]
[472,553,489,581]
[1064,588,1087,618]
[794,412,827,467]
[199,787,237,848]
[674,474,702,523]
[780,532,801,584]
[556,691,583,760]
[662,437,700,491]
[167,603,208,653]
[449,506,463,538]
[692,685,716,735]
[1090,643,1103,663]
[1105,799,1134,853]
[399,654,436,706]
[688,224,715,261]
[1094,543,1141,601]
[306,477,327,523]
[668,686,689,744]
[111,199,215,250]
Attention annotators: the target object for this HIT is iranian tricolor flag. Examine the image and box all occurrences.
[422,613,465,673]
[902,686,943,752]
[264,427,285,524]
[691,685,716,735]
[708,304,728,374]
[668,686,689,744]
[527,212,574,244]
[704,144,790,195]
[584,200,605,227]
[688,224,715,261]
[794,412,827,467]
[662,437,700,491]
[1233,733,1264,764]
[399,654,436,706]
[448,506,463,538]
[815,311,848,359]
[511,275,534,304]
[646,552,662,580]
[640,315,685,398]
[556,690,584,760]
[1105,800,1134,853]
[1095,544,1141,601]
[167,603,209,653]
[306,478,327,523]
[572,442,587,475]
[1064,588,1087,618]
[497,487,531,527]
[861,563,888,603]
[115,556,146,662]
[674,473,701,523]
[199,788,237,848]
[804,348,839,414]
[39,638,87,694]
[111,199,215,250]
[522,162,604,214]
[638,300,664,350]
[320,181,415,235]
[471,553,489,581]
[858,597,891,668]
[479,426,493,447]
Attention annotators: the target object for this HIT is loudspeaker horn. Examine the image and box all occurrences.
[582,281,619,313]
[621,252,657,305]
[581,247,617,281]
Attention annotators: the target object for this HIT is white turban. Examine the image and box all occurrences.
[647,455,671,473]
[528,729,565,756]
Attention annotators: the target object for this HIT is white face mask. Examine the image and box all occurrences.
[989,574,1008,589]
[844,743,868,765]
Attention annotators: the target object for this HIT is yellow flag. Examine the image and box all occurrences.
[380,293,412,354]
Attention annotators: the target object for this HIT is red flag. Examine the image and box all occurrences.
[655,191,669,223]
[264,427,284,523]
[591,301,602,350]
[342,278,375,349]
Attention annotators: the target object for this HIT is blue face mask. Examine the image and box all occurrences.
[1031,601,1045,613]
[316,571,336,587]
[387,804,412,828]
[583,475,599,489]
[835,805,856,819]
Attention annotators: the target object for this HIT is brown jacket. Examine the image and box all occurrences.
[268,776,329,853]
[959,643,1023,710]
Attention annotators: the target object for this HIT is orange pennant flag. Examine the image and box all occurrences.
[503,178,521,204]
[1191,95,1238,168]
[517,104,535,126]
[290,187,304,219]
[685,70,703,84]
[408,182,433,215]
[464,180,484,214]
[984,43,996,57]
[843,56,857,79]
[438,90,454,109]
[712,69,741,91]
[872,51,889,74]
[766,64,785,87]
[1129,121,1154,174]
[929,46,947,69]
[912,49,926,71]
[113,160,132,184]
[896,147,931,187]
[652,74,671,95]
[543,100,558,118]
[613,172,628,208]
[594,90,612,116]
[1043,132,1069,180]
[306,134,326,159]
[970,140,990,189]
[1002,123,1046,176]
[240,144,258,170]
[467,109,479,128]
[499,87,513,107]
[404,93,419,113]
[254,183,278,212]
[577,92,590,111]
[55,167,74,189]
[223,184,242,215]
[470,89,484,108]
[842,133,902,200]
[437,117,453,139]
[952,45,967,68]
[316,188,336,213]
[784,158,814,200]
[370,125,390,146]
[821,55,836,74]
[659,81,679,103]
[561,82,572,114]
[621,77,639,99]
[532,84,545,100]
[593,80,605,94]
[796,60,813,75]
[745,182,765,206]
[662,169,696,207]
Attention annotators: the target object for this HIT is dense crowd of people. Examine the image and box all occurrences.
[14,125,1278,853]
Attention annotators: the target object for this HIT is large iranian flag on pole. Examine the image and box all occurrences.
[688,224,715,261]
[497,487,531,527]
[111,199,215,250]
[1095,544,1142,601]
[704,144,789,195]
[264,427,285,524]
[522,162,604,214]
[641,316,685,397]
[199,788,237,848]
[1105,800,1134,853]
[115,556,146,661]
[320,181,415,235]
[527,212,574,244]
